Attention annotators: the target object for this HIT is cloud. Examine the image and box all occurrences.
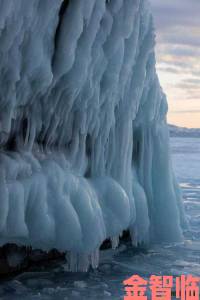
[150,0,200,31]
[171,110,200,114]
[157,66,181,74]
[150,0,200,49]
[184,78,200,85]
[176,82,200,90]
[150,0,200,128]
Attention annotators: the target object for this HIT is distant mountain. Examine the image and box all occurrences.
[169,124,200,137]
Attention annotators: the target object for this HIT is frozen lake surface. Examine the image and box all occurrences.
[0,137,199,299]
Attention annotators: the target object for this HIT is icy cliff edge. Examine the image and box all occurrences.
[0,0,185,270]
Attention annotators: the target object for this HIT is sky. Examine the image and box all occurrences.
[150,0,200,128]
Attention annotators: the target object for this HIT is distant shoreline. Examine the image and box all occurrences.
[169,124,200,138]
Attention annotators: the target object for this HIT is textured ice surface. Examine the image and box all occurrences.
[0,137,198,300]
[0,137,199,300]
[0,139,199,298]
[0,0,185,267]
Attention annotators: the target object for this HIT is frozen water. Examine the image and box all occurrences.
[171,137,200,182]
[0,0,185,266]
[0,137,199,299]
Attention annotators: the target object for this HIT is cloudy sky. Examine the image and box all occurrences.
[150,0,200,128]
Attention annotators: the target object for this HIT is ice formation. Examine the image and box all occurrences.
[0,0,185,270]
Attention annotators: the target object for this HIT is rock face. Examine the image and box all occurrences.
[0,0,185,271]
[0,244,64,276]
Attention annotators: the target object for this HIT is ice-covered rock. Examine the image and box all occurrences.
[0,0,185,270]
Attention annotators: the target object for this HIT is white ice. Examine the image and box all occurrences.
[0,0,186,270]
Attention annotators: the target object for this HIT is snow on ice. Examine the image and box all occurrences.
[0,0,186,271]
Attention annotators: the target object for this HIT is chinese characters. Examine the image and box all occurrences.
[123,275,200,300]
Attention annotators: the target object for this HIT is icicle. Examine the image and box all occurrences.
[0,169,9,232]
[66,252,78,272]
[65,252,90,272]
[129,227,138,247]
[111,236,119,250]
[77,253,90,272]
[90,248,100,269]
